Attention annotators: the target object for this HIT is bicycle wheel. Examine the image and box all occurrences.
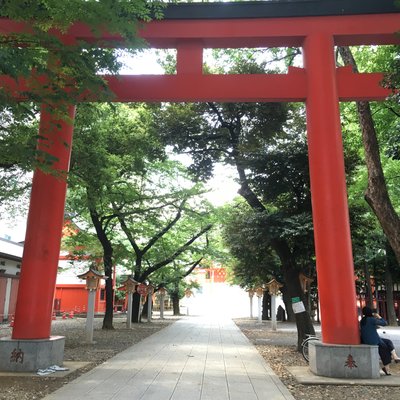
[301,336,319,363]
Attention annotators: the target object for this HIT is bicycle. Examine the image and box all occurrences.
[301,334,320,363]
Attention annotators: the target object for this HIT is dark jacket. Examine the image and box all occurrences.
[360,316,387,345]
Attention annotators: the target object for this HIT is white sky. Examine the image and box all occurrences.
[0,217,27,242]
[119,50,165,75]
[204,164,240,206]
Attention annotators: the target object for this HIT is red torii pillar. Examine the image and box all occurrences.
[12,104,76,339]
[303,33,359,344]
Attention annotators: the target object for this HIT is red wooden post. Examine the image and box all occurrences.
[303,33,359,345]
[12,104,76,340]
[176,39,203,75]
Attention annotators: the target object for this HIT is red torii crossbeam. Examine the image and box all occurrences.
[1,2,399,348]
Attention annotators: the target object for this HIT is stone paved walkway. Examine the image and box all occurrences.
[43,316,294,400]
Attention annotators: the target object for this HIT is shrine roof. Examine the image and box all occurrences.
[163,0,400,20]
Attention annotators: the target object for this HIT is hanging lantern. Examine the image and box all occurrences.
[121,276,139,293]
[299,273,314,293]
[77,269,106,291]
[255,286,265,298]
[265,279,283,296]
[247,288,255,298]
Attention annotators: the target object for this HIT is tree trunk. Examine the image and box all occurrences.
[88,203,114,330]
[132,292,141,323]
[384,268,397,325]
[385,242,398,326]
[358,100,400,263]
[283,264,315,350]
[141,297,148,318]
[262,292,270,320]
[273,239,315,349]
[363,262,374,309]
[338,46,400,266]
[281,287,295,322]
[171,292,180,316]
[102,253,114,329]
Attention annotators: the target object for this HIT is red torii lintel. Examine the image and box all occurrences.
[3,13,399,47]
[105,67,393,103]
[0,68,392,103]
[2,10,399,344]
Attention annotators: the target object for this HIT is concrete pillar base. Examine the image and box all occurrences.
[309,341,380,379]
[0,336,65,372]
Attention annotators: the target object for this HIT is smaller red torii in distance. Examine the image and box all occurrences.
[1,2,399,346]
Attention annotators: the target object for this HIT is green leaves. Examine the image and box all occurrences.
[66,102,214,288]
[0,0,167,215]
[0,0,165,36]
[0,0,165,105]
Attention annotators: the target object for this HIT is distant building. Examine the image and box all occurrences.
[0,237,107,321]
[193,267,227,284]
[54,253,106,315]
[0,238,23,322]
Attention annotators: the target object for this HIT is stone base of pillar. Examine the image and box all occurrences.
[0,336,65,372]
[309,341,380,379]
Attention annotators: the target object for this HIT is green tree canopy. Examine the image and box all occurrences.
[66,102,214,325]
[0,0,165,210]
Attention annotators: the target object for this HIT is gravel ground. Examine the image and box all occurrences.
[235,318,400,400]
[1,316,399,400]
[0,315,174,400]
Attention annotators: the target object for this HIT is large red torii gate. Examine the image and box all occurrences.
[1,1,400,352]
